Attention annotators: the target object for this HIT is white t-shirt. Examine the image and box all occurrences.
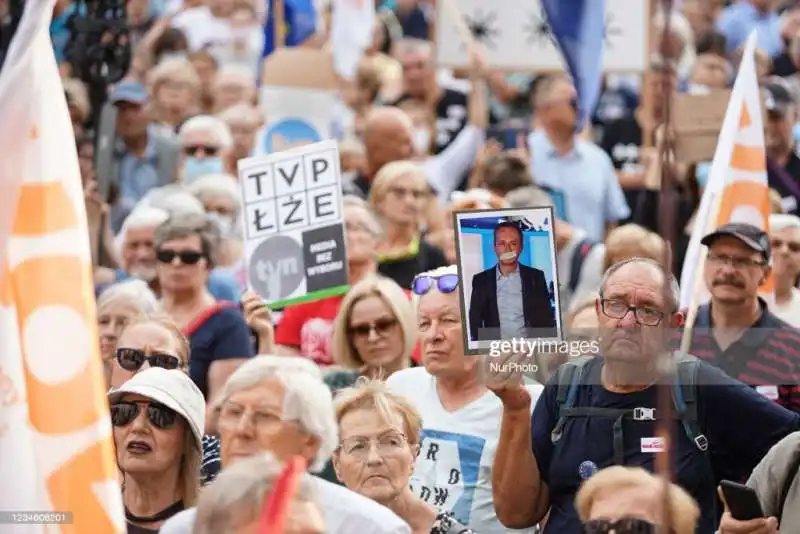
[764,288,800,328]
[386,367,543,534]
[159,475,411,534]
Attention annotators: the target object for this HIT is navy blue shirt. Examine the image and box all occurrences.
[532,357,799,534]
[188,306,255,398]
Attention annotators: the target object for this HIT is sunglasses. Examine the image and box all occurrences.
[156,249,204,265]
[411,274,459,296]
[582,518,659,534]
[111,400,178,429]
[116,348,181,372]
[349,317,398,338]
[183,144,219,156]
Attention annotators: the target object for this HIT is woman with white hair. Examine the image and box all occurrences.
[159,356,412,534]
[147,57,202,132]
[177,115,235,184]
[210,64,258,114]
[385,265,543,534]
[110,367,205,533]
[187,173,244,273]
[217,102,261,161]
[766,213,800,326]
[368,161,448,289]
[97,280,161,386]
[193,453,325,534]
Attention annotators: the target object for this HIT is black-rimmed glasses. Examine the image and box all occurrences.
[412,274,459,296]
[600,299,665,326]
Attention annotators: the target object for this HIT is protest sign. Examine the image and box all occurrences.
[238,140,349,309]
[672,90,732,163]
[436,0,647,72]
[255,48,340,156]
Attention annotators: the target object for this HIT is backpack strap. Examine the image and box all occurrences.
[671,355,709,453]
[551,356,595,445]
[182,301,236,338]
[568,238,596,294]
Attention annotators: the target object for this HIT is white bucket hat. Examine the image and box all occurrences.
[109,367,205,451]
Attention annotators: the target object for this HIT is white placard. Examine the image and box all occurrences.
[436,0,648,73]
[238,140,349,308]
[254,87,339,156]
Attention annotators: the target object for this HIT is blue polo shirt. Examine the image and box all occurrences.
[531,357,799,534]
[528,129,630,242]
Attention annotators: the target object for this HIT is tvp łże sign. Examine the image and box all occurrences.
[238,140,349,308]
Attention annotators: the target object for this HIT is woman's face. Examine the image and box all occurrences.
[227,118,259,158]
[191,57,218,91]
[113,393,186,477]
[333,408,415,504]
[213,80,251,114]
[98,298,141,362]
[344,206,379,265]
[348,295,405,370]
[156,234,210,293]
[156,76,196,117]
[111,322,183,389]
[378,174,427,226]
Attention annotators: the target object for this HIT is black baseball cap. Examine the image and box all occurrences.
[762,79,794,116]
[701,222,771,261]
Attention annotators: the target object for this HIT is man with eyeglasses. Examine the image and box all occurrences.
[489,257,799,534]
[687,222,800,412]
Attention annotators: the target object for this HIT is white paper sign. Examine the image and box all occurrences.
[255,87,339,156]
[238,140,349,308]
[436,0,648,72]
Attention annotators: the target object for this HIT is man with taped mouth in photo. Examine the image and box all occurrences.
[468,221,557,342]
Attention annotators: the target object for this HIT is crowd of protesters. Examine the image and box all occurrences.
[26,0,800,531]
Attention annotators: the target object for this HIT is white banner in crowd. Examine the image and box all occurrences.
[238,140,349,309]
[436,0,648,72]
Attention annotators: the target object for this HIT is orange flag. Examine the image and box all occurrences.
[0,1,124,532]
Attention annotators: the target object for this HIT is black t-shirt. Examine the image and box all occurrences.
[599,116,651,226]
[378,240,448,289]
[392,89,468,155]
[126,522,159,534]
[532,357,800,534]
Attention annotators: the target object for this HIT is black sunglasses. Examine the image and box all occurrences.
[110,400,178,429]
[411,274,459,296]
[116,348,181,372]
[582,518,659,534]
[156,249,204,265]
[349,317,398,338]
[183,144,219,156]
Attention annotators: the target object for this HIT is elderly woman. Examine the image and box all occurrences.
[333,380,474,533]
[177,115,235,184]
[576,466,699,534]
[386,265,543,534]
[159,356,412,534]
[154,213,254,399]
[147,57,202,133]
[97,280,161,386]
[110,367,205,533]
[193,453,325,534]
[602,224,667,272]
[217,103,261,161]
[325,274,417,393]
[210,64,258,114]
[187,173,244,272]
[369,161,447,289]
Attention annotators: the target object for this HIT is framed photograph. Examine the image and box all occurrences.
[453,206,563,355]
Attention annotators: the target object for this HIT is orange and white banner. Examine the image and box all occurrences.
[0,0,124,532]
[679,31,773,311]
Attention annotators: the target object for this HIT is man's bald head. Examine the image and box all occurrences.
[363,107,414,176]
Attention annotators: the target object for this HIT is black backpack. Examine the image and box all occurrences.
[549,355,709,466]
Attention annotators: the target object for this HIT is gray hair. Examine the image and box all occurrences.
[187,173,242,214]
[504,186,554,209]
[217,102,261,126]
[598,257,680,312]
[770,213,800,233]
[394,37,432,59]
[116,206,171,258]
[218,356,338,472]
[179,115,234,149]
[193,452,320,534]
[97,279,160,314]
[153,213,222,268]
[412,264,459,313]
[138,185,206,217]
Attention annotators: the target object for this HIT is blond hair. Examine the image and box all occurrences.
[119,313,191,367]
[333,378,422,446]
[147,57,201,97]
[368,160,428,214]
[332,275,416,369]
[575,466,699,534]
[603,224,666,271]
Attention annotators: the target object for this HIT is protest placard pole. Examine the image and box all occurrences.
[274,0,287,50]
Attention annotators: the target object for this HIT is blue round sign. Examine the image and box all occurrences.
[578,460,598,480]
[262,118,322,154]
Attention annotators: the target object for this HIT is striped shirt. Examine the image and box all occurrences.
[686,299,800,413]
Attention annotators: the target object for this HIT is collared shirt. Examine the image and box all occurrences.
[528,129,630,242]
[688,298,800,413]
[111,126,160,231]
[716,2,783,57]
[496,264,526,339]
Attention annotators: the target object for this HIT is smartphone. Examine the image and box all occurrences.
[720,480,764,521]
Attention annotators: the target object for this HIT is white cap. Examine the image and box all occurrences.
[109,368,205,451]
